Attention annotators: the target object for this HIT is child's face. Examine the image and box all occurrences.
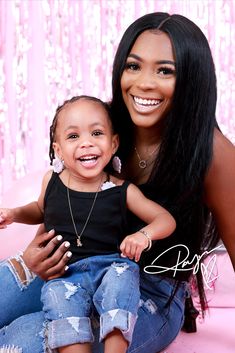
[53,99,119,180]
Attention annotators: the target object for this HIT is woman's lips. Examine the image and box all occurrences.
[132,95,162,113]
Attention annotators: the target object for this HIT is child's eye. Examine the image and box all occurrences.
[124,62,140,71]
[92,130,104,136]
[67,134,79,139]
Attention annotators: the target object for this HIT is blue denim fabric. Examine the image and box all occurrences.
[0,256,187,353]
[128,271,187,352]
[41,253,140,349]
[0,258,43,327]
[0,312,46,353]
[93,271,187,353]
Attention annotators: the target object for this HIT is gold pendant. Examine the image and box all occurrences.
[77,237,82,247]
[139,160,147,169]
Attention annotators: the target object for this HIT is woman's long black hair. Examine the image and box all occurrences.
[110,12,220,312]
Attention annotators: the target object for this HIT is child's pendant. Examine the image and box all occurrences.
[77,237,82,247]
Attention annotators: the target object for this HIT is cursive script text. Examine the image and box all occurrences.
[144,244,222,289]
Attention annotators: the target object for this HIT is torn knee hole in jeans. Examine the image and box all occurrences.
[7,252,36,286]
[111,263,129,276]
[0,345,23,353]
[62,281,80,299]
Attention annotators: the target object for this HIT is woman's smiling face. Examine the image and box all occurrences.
[121,30,176,130]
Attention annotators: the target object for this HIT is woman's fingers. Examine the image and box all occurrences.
[42,241,71,270]
[36,231,66,257]
[22,229,72,280]
[45,252,72,280]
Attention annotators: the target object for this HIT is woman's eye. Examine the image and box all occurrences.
[158,67,175,76]
[125,62,140,71]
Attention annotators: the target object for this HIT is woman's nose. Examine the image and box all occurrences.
[136,70,157,90]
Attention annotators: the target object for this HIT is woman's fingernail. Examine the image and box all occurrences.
[49,229,55,234]
[66,251,72,258]
[57,235,63,241]
[64,241,70,248]
[65,266,69,271]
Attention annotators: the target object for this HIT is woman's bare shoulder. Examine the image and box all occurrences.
[204,128,235,267]
[213,128,235,157]
[204,128,235,199]
[205,128,235,182]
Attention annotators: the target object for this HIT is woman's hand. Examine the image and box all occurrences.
[22,226,72,281]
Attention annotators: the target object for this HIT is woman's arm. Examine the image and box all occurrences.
[204,128,235,270]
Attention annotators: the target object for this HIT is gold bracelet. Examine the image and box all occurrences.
[139,229,152,251]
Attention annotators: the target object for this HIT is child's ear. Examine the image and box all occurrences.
[112,134,119,154]
[53,142,63,160]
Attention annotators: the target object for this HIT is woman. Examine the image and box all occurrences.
[1,12,235,353]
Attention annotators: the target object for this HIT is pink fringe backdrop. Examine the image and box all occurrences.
[0,0,234,200]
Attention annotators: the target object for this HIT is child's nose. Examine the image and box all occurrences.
[79,138,94,148]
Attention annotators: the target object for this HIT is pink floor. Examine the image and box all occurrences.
[166,308,235,352]
[165,252,235,353]
[0,172,235,352]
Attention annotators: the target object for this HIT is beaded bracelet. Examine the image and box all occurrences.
[139,229,152,251]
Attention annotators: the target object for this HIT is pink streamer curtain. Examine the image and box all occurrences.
[0,0,234,199]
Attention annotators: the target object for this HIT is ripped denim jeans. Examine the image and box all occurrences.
[41,253,140,350]
[0,254,44,353]
[0,254,43,328]
[0,254,187,353]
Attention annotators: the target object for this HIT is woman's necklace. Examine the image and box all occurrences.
[134,144,159,169]
[66,174,103,247]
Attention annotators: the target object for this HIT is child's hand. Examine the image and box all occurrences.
[120,232,149,262]
[0,208,15,228]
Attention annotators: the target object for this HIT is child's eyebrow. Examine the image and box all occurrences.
[64,125,79,131]
[89,122,106,128]
[64,122,106,132]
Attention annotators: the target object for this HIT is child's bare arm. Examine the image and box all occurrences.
[0,202,43,228]
[120,183,176,262]
[0,170,52,228]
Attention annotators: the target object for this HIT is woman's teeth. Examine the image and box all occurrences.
[134,96,161,106]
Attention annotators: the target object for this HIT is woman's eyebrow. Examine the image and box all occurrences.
[127,53,176,66]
